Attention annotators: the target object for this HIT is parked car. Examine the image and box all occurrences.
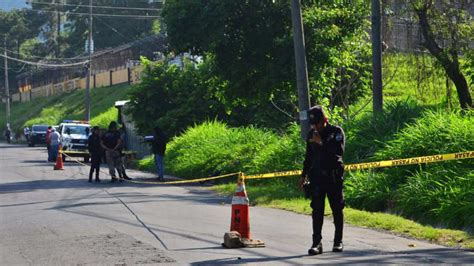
[28,125,49,147]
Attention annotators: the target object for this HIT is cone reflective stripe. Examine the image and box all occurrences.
[230,180,251,239]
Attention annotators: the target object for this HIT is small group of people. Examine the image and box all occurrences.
[87,121,131,183]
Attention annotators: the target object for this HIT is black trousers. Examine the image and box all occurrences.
[89,154,101,180]
[310,182,344,244]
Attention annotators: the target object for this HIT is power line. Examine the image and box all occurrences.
[28,1,162,12]
[0,47,88,61]
[0,53,87,68]
[28,8,161,19]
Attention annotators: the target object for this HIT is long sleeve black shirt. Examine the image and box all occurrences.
[302,124,345,184]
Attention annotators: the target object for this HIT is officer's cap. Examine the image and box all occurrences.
[308,105,326,125]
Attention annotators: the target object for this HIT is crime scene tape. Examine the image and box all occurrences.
[243,150,474,180]
[61,150,241,184]
[62,150,474,184]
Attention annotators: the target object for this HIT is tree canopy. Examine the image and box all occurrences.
[162,0,371,111]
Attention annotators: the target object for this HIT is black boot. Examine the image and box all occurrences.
[332,241,343,252]
[308,241,323,256]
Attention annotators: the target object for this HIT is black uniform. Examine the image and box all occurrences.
[302,124,345,245]
[88,134,102,182]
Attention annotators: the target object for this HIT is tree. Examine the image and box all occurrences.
[29,0,161,57]
[410,0,473,109]
[162,0,371,113]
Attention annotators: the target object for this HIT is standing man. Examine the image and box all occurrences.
[152,126,167,181]
[23,126,30,143]
[4,124,11,143]
[49,128,61,162]
[299,105,345,255]
[101,121,123,182]
[88,126,102,183]
[45,126,53,161]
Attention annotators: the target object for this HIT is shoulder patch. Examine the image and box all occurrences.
[335,133,343,142]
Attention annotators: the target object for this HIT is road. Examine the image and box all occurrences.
[1,143,472,265]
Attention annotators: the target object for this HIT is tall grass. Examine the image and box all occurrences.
[346,110,474,229]
[164,120,304,179]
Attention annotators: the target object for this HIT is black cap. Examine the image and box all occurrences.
[308,105,326,125]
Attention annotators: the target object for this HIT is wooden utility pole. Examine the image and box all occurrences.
[85,0,93,121]
[290,0,311,139]
[4,39,10,126]
[371,0,383,113]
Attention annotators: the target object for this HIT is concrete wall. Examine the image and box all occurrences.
[19,65,143,102]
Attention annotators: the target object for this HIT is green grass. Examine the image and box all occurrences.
[0,84,130,138]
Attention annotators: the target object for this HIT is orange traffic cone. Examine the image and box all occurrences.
[230,176,251,239]
[54,146,64,170]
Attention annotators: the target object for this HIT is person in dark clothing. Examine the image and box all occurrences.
[101,121,123,182]
[88,126,102,183]
[299,105,345,255]
[118,125,131,180]
[152,126,167,181]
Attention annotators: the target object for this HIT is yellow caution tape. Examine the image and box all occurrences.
[62,150,474,184]
[128,172,241,185]
[344,151,474,171]
[244,170,302,180]
[243,151,474,180]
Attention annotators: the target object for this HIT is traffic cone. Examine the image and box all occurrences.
[230,176,251,239]
[54,145,64,170]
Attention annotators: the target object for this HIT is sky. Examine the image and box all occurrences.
[0,0,29,11]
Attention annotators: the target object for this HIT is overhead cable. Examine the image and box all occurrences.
[27,8,161,19]
[0,53,87,68]
[28,1,162,11]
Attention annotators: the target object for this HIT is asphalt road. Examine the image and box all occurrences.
[1,143,473,265]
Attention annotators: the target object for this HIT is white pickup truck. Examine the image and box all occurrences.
[58,120,91,162]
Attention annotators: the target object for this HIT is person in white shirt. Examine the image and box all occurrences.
[49,128,61,162]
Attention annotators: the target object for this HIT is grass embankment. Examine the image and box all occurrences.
[0,84,130,138]
[137,104,474,249]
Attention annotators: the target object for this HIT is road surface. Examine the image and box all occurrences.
[1,143,472,265]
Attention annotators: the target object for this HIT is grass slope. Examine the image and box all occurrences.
[0,84,130,137]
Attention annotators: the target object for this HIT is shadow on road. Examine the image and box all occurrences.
[190,247,473,264]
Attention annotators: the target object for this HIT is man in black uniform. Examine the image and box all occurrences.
[299,105,345,255]
[88,126,102,183]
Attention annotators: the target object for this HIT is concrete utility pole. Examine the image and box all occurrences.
[371,0,383,113]
[4,38,11,126]
[85,0,93,121]
[290,0,311,140]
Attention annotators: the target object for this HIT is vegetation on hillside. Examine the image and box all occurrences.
[0,84,129,138]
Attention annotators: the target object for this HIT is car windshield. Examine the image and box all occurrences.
[32,125,48,132]
[65,126,90,135]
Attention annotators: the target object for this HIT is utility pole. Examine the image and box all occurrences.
[371,0,383,113]
[85,0,93,121]
[4,38,11,126]
[290,0,311,140]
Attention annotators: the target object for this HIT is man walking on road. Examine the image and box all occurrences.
[299,105,345,255]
